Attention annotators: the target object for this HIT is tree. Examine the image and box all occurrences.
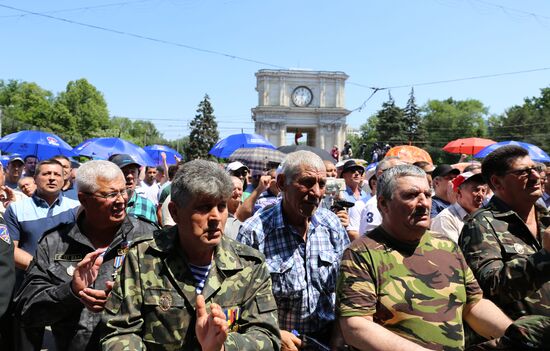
[187,94,219,160]
[403,88,426,145]
[375,92,407,144]
[56,78,110,142]
[423,98,489,163]
[488,87,550,152]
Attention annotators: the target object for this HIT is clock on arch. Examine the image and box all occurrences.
[291,86,313,107]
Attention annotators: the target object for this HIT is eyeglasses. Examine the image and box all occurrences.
[504,165,545,178]
[84,189,130,200]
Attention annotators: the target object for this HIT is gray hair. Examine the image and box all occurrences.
[76,160,124,193]
[377,164,426,201]
[171,160,233,207]
[281,151,325,185]
[375,156,403,175]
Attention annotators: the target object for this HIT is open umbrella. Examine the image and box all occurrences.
[0,130,75,160]
[144,145,183,166]
[277,144,335,162]
[385,145,433,164]
[73,137,155,166]
[442,137,496,155]
[228,147,286,174]
[209,133,275,159]
[474,141,550,162]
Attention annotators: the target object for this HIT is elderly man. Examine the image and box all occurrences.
[238,150,349,350]
[356,156,405,235]
[338,164,514,350]
[17,176,36,198]
[224,175,244,239]
[431,171,487,243]
[459,145,550,320]
[5,160,80,275]
[109,154,158,225]
[430,164,460,217]
[14,160,156,350]
[101,160,280,350]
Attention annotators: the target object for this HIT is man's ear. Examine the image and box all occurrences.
[168,201,178,222]
[276,174,286,191]
[377,195,388,215]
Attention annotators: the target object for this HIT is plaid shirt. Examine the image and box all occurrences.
[237,201,349,334]
[127,191,158,225]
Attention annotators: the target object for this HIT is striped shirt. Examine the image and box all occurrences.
[188,263,212,294]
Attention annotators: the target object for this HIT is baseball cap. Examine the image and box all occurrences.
[342,160,365,174]
[8,155,24,164]
[452,171,485,191]
[226,161,249,173]
[432,164,460,179]
[108,154,141,169]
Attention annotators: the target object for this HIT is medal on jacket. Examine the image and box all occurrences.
[223,306,241,332]
[112,240,131,280]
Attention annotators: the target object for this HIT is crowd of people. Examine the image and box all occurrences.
[0,143,548,351]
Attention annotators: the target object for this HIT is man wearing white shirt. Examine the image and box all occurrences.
[431,171,487,243]
[136,166,160,206]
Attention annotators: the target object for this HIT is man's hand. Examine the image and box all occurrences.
[196,294,227,351]
[256,175,272,193]
[79,280,114,312]
[335,209,350,227]
[160,152,166,161]
[71,249,105,295]
[280,330,302,351]
[0,186,15,207]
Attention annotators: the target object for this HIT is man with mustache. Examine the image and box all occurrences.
[431,171,487,243]
[459,145,550,320]
[337,164,515,350]
[238,151,350,351]
[101,160,280,350]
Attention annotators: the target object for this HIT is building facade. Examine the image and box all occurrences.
[252,69,350,150]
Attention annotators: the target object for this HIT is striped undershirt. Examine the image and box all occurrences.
[188,262,212,294]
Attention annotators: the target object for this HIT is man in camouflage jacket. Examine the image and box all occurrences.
[101,160,280,351]
[338,164,514,351]
[459,145,550,319]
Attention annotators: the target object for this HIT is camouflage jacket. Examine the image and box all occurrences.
[459,196,550,320]
[101,226,281,351]
[13,214,156,351]
[337,227,483,350]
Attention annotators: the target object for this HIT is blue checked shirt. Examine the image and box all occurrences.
[237,201,350,334]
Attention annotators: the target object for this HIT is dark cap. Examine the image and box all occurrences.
[342,160,365,174]
[432,164,460,179]
[108,154,141,169]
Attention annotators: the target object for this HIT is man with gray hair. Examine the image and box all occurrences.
[338,164,520,350]
[14,160,156,351]
[238,150,349,350]
[102,160,280,350]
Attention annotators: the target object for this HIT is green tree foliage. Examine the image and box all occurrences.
[423,98,489,163]
[56,78,110,142]
[488,87,550,152]
[375,92,407,144]
[403,88,426,145]
[187,94,219,160]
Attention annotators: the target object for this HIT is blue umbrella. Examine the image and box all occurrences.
[73,137,155,166]
[144,145,183,166]
[0,130,76,160]
[209,133,275,159]
[474,141,550,162]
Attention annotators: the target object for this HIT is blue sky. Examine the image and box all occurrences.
[1,0,550,142]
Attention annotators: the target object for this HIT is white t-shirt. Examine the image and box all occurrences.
[348,199,367,232]
[358,196,382,235]
[136,180,160,206]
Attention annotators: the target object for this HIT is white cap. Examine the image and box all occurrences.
[226,161,249,172]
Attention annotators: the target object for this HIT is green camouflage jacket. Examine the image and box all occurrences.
[459,196,550,320]
[101,226,281,351]
[337,227,483,350]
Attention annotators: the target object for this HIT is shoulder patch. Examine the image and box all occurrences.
[0,225,11,245]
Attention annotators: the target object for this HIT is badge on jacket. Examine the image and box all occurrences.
[224,306,241,332]
[0,226,10,245]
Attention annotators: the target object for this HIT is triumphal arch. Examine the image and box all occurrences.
[252,69,350,150]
